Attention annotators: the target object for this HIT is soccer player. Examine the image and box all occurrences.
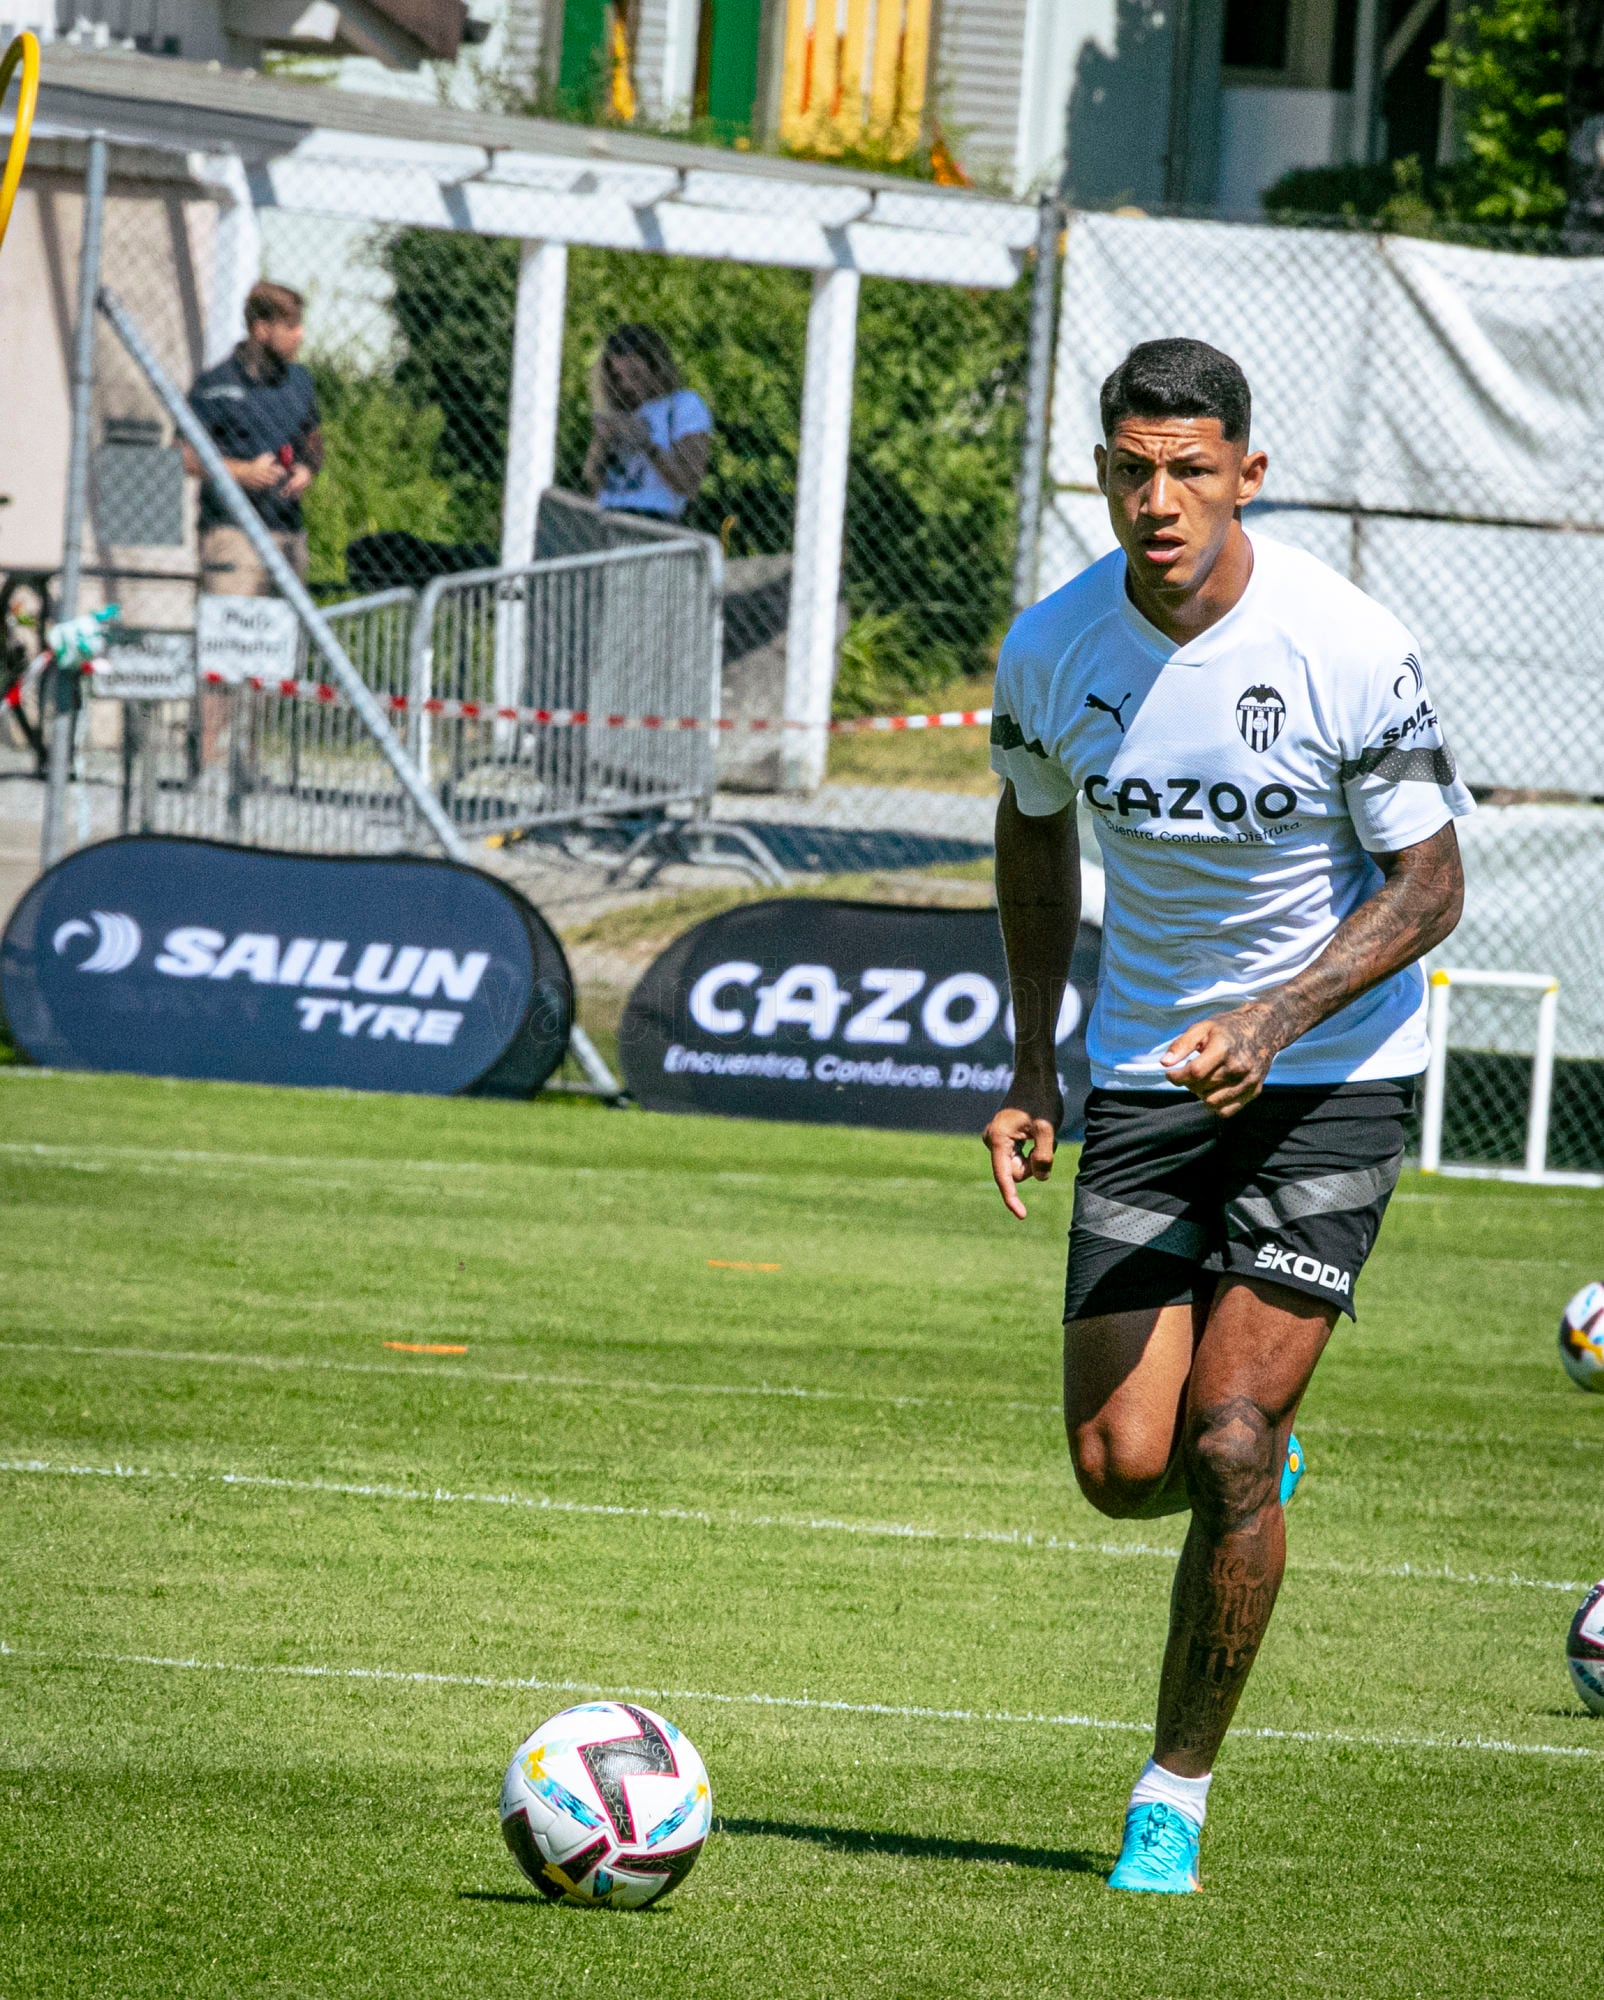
[985,339,1471,1893]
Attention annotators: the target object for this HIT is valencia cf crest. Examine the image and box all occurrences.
[1235,685,1285,752]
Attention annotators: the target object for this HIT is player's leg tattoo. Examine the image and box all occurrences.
[1144,1278,1335,1776]
[1153,1394,1286,1774]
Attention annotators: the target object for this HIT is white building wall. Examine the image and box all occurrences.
[633,0,698,125]
[1013,0,1103,193]
[931,0,1029,188]
[0,0,53,40]
[1216,84,1351,215]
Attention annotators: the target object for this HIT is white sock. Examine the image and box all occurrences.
[1127,1757,1212,1830]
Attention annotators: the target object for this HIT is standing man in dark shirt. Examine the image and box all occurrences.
[186,280,323,596]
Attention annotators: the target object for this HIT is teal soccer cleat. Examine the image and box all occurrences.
[1107,1801,1201,1894]
[1280,1431,1305,1507]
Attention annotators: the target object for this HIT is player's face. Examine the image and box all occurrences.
[1096,417,1266,597]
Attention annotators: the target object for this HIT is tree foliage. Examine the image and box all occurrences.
[302,362,458,587]
[1265,0,1567,233]
[1431,0,1567,221]
[378,231,1028,703]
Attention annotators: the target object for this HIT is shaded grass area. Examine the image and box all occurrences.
[561,866,993,959]
[824,675,998,794]
[1,1072,1601,1998]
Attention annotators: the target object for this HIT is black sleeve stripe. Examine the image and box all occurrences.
[989,712,1051,759]
[1338,743,1459,786]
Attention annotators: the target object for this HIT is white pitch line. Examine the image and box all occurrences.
[0,1641,1591,1762]
[0,1455,1182,1564]
[0,1139,971,1199]
[5,1337,1601,1460]
[9,1135,1600,1209]
[0,1339,1054,1418]
[0,1454,1588,1596]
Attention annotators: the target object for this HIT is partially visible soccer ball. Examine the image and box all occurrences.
[1559,1282,1604,1391]
[500,1702,711,1908]
[1567,1581,1604,1716]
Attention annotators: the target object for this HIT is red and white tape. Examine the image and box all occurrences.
[74,661,993,735]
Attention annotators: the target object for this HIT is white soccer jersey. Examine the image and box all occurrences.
[990,534,1474,1090]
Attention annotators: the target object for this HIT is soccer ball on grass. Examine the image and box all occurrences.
[1558,1282,1604,1391]
[1567,1581,1604,1716]
[500,1701,711,1908]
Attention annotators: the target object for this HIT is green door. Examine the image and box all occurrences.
[704,0,763,131]
[559,0,610,113]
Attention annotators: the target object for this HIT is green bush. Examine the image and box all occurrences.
[377,232,1028,709]
[1432,0,1566,223]
[1263,157,1443,234]
[1264,0,1567,235]
[303,361,459,587]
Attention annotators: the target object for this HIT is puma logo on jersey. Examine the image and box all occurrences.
[1085,691,1133,733]
[1255,1243,1352,1294]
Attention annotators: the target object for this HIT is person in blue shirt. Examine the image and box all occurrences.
[584,324,711,522]
[186,280,323,596]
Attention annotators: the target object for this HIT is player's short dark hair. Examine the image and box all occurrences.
[1099,339,1251,443]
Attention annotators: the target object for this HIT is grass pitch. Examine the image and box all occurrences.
[1,1071,1600,1998]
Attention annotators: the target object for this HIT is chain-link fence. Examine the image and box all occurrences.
[2,133,1027,851]
[6,123,1602,1171]
[256,198,1027,737]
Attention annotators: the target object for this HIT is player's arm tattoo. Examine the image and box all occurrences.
[994,784,1080,1093]
[1240,820,1464,1063]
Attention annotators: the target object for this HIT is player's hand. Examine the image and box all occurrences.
[1160,1004,1283,1117]
[984,1080,1062,1219]
[280,463,314,501]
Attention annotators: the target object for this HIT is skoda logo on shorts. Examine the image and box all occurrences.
[51,910,142,974]
[1235,685,1286,753]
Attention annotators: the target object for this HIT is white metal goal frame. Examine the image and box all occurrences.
[1419,966,1602,1188]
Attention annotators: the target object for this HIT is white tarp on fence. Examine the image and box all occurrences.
[1049,212,1604,524]
[1044,214,1604,790]
[1043,213,1604,1058]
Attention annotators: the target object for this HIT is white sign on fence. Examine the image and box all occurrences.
[196,595,300,684]
[97,630,196,701]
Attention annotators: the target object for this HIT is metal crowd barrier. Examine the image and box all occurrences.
[114,588,423,853]
[109,539,747,869]
[408,542,724,838]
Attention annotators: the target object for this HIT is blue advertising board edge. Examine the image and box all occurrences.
[0,833,575,1100]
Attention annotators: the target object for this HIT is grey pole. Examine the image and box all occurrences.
[97,285,472,864]
[42,131,108,870]
[1012,189,1063,617]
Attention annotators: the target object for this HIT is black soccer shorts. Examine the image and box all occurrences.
[1062,1081,1414,1324]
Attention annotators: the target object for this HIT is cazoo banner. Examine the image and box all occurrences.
[621,899,1100,1136]
[0,837,572,1097]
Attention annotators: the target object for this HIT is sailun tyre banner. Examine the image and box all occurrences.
[0,836,574,1098]
[621,899,1100,1137]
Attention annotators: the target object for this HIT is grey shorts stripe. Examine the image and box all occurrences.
[1224,1154,1403,1234]
[1072,1187,1210,1262]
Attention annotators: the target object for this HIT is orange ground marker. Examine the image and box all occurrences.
[706,1260,782,1272]
[384,1341,468,1355]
